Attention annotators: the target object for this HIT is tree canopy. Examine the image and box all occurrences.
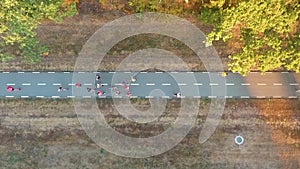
[0,0,77,63]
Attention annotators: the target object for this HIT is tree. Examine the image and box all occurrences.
[0,0,77,63]
[206,0,300,75]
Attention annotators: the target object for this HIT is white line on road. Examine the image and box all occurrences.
[178,83,187,86]
[114,83,123,86]
[22,83,31,86]
[36,96,45,98]
[83,96,92,98]
[289,83,299,86]
[193,96,201,98]
[162,83,171,86]
[5,96,14,98]
[84,83,93,86]
[257,83,267,86]
[241,83,250,86]
[52,96,60,98]
[145,96,154,98]
[21,96,29,98]
[18,72,24,73]
[193,83,203,86]
[171,72,178,73]
[256,96,266,98]
[273,96,282,98]
[273,83,283,86]
[68,83,75,86]
[124,72,131,73]
[225,96,233,98]
[162,96,170,99]
[140,72,147,73]
[209,83,219,86]
[78,72,85,73]
[130,83,139,86]
[6,83,15,86]
[155,72,163,73]
[3,72,10,73]
[130,96,138,98]
[208,96,217,98]
[67,96,75,98]
[52,83,61,86]
[240,96,250,98]
[64,72,70,73]
[288,96,297,98]
[202,72,209,74]
[48,72,55,74]
[225,83,235,86]
[101,83,108,86]
[146,83,155,86]
[109,72,116,74]
[187,72,193,74]
[32,72,40,74]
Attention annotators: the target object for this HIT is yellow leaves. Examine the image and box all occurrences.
[62,0,79,7]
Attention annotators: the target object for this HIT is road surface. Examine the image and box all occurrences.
[0,71,299,99]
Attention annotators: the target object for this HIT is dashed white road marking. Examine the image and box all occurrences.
[22,83,31,86]
[240,96,250,98]
[109,72,115,74]
[101,83,108,86]
[193,83,203,86]
[162,83,171,86]
[130,83,139,86]
[52,96,60,98]
[78,72,85,74]
[273,83,282,86]
[18,72,24,73]
[250,72,258,74]
[256,96,266,98]
[146,83,155,86]
[241,83,250,86]
[162,96,170,99]
[67,96,75,98]
[83,96,92,98]
[225,96,233,98]
[64,72,70,74]
[124,72,131,74]
[289,83,299,86]
[68,83,75,86]
[225,83,235,86]
[209,83,219,86]
[178,83,187,86]
[84,83,93,86]
[208,96,217,98]
[187,72,193,74]
[52,83,61,86]
[36,96,45,98]
[170,72,178,74]
[21,96,29,98]
[113,96,122,98]
[193,96,201,98]
[32,72,40,74]
[3,72,10,73]
[257,83,267,86]
[37,83,46,86]
[155,72,163,73]
[273,96,282,98]
[5,96,14,98]
[48,72,55,74]
[288,96,297,98]
[7,83,15,86]
[114,83,123,86]
[130,96,138,98]
[202,72,209,74]
[145,96,154,98]
[140,72,147,74]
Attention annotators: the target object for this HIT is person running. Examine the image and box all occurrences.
[75,83,81,88]
[97,83,103,88]
[96,75,101,81]
[58,86,68,92]
[87,87,94,92]
[174,92,181,98]
[130,76,136,83]
[97,90,104,96]
[6,86,21,92]
[115,90,120,96]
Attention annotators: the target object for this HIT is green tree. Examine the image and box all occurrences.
[0,0,77,63]
[206,0,300,75]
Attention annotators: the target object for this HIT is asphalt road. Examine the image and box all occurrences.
[0,71,299,98]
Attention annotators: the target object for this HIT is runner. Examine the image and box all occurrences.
[96,75,101,81]
[115,90,120,96]
[97,90,104,96]
[87,87,94,92]
[97,83,103,88]
[75,83,81,88]
[6,86,20,92]
[130,76,136,82]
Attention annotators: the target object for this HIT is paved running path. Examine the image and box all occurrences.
[0,71,299,98]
